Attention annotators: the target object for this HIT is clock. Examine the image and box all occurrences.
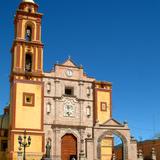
[64,105,74,117]
[66,69,73,77]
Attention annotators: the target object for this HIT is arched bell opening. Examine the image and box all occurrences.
[25,53,32,72]
[25,26,32,41]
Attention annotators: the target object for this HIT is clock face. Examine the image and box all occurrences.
[66,69,73,77]
[64,105,74,117]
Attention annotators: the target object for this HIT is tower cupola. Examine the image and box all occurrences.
[19,0,38,13]
[22,0,35,3]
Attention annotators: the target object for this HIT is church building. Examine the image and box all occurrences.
[0,0,137,160]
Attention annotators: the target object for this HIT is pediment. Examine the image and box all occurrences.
[100,118,124,127]
[62,58,78,67]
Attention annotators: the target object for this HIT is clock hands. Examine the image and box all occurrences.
[64,105,74,117]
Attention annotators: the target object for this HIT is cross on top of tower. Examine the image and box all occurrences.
[22,0,35,3]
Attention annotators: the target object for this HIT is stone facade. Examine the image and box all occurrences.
[43,59,95,159]
[43,59,138,160]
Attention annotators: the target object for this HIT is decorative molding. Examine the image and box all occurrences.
[100,102,107,111]
[23,92,35,107]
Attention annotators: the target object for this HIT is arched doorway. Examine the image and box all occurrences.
[97,130,128,160]
[61,134,77,160]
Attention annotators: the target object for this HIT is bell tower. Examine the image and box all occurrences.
[11,0,43,76]
[9,0,44,159]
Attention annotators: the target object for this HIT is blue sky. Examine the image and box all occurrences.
[0,0,160,140]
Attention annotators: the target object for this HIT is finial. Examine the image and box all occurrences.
[68,55,71,60]
[22,0,35,4]
[123,120,128,125]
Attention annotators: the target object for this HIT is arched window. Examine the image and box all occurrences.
[25,53,32,72]
[46,103,51,114]
[25,26,32,41]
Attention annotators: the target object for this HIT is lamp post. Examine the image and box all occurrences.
[18,130,31,160]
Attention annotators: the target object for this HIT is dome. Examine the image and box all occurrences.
[22,0,35,3]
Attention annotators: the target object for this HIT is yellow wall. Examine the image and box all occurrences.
[13,47,17,70]
[14,134,42,152]
[15,83,42,130]
[101,137,113,160]
[12,153,43,160]
[9,87,13,126]
[10,133,44,160]
[97,91,111,124]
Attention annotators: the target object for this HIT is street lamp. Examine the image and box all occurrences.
[18,130,31,160]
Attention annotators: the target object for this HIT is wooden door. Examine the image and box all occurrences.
[61,134,77,160]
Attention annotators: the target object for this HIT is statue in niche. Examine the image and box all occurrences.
[46,141,51,158]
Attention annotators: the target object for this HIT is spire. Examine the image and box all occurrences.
[22,0,35,3]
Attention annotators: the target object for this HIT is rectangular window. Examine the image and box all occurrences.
[65,87,74,96]
[23,92,35,107]
[101,102,107,111]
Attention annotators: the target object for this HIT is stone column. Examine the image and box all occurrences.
[85,138,94,160]
[53,128,61,160]
[54,78,60,123]
[137,149,143,160]
[112,153,116,160]
[79,81,84,126]
[79,151,86,160]
[130,136,138,160]
[79,129,85,160]
[151,148,156,160]
[79,101,84,126]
